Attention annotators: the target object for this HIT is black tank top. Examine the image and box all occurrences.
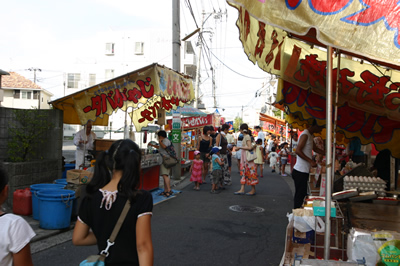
[199,136,211,152]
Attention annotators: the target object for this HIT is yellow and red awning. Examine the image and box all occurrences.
[51,64,195,130]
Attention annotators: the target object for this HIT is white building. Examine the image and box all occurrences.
[63,29,196,96]
[62,29,197,131]
[0,72,53,109]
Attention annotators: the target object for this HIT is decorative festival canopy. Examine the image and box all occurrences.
[227,0,400,157]
[227,0,400,69]
[51,64,195,130]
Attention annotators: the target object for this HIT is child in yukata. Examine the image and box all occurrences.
[268,146,279,173]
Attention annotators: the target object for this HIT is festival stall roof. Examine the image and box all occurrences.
[50,63,195,130]
[259,113,287,136]
[227,0,400,158]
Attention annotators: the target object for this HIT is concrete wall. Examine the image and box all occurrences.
[0,107,63,208]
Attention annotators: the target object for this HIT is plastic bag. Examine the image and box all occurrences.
[287,210,325,233]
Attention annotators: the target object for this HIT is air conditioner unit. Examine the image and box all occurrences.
[184,64,197,79]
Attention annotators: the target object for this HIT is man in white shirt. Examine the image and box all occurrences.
[0,164,36,266]
[292,120,325,209]
[255,126,265,147]
[73,121,97,169]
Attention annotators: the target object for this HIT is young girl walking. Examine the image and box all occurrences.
[254,139,264,178]
[279,142,289,176]
[189,151,204,191]
[268,146,279,173]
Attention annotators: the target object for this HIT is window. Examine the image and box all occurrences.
[67,73,81,88]
[135,42,144,55]
[21,91,32,99]
[14,90,20,99]
[105,69,114,80]
[105,43,115,55]
[89,74,96,86]
[33,91,39,99]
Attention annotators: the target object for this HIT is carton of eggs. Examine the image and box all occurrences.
[343,175,387,192]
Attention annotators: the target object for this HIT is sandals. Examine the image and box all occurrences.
[160,191,174,197]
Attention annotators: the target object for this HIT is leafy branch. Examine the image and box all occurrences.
[7,109,53,162]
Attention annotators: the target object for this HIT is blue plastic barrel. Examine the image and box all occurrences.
[54,179,68,185]
[62,163,75,179]
[37,189,76,230]
[30,184,65,220]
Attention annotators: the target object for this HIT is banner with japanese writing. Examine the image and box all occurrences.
[167,114,213,130]
[230,0,400,121]
[230,8,400,121]
[277,81,400,158]
[51,64,194,127]
[227,0,400,67]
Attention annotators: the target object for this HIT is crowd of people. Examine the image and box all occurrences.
[186,123,300,196]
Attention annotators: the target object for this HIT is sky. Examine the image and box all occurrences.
[0,0,271,121]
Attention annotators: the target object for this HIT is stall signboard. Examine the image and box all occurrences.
[171,129,181,143]
[172,109,181,129]
[226,121,233,130]
[167,114,213,130]
[227,0,400,73]
[279,81,400,158]
[260,113,286,136]
[51,64,194,130]
[228,2,400,121]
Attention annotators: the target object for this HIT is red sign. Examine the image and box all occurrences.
[167,114,213,129]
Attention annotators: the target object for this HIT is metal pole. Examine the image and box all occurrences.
[194,10,204,108]
[324,46,333,260]
[172,0,182,180]
[332,50,341,187]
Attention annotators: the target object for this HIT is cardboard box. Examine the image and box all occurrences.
[65,183,84,198]
[312,200,336,217]
[67,169,93,184]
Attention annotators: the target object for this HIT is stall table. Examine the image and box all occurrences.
[347,202,400,232]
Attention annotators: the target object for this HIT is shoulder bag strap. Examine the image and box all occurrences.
[99,200,131,260]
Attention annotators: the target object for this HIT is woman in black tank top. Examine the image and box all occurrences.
[197,126,212,183]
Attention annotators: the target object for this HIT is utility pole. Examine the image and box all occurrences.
[194,10,205,108]
[27,67,41,109]
[172,0,182,180]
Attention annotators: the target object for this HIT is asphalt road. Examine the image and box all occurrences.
[32,160,294,266]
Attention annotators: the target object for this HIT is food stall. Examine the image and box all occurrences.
[50,63,195,191]
[167,112,220,160]
[227,0,400,264]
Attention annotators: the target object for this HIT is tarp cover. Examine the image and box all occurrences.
[277,81,400,158]
[227,4,400,121]
[227,0,400,67]
[51,64,195,130]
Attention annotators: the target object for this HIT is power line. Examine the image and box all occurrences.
[208,48,266,79]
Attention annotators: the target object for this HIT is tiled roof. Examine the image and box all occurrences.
[1,72,42,90]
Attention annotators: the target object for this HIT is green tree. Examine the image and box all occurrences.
[7,108,53,162]
[272,108,287,120]
[233,116,243,131]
